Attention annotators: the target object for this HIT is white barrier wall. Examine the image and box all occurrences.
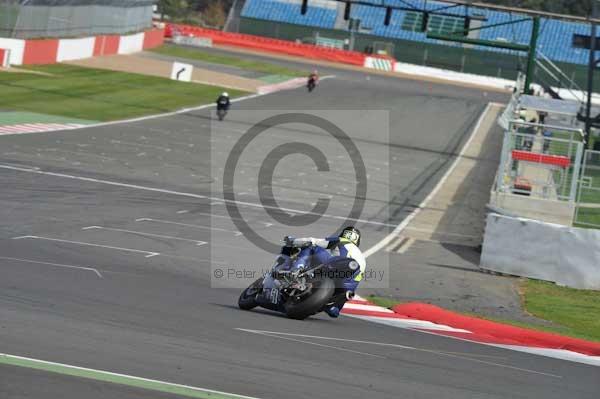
[0,49,9,67]
[481,213,600,289]
[118,32,144,54]
[364,57,394,71]
[57,37,95,62]
[0,38,25,65]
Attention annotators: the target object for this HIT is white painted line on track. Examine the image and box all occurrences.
[238,329,386,359]
[12,236,160,258]
[0,256,103,278]
[135,218,242,236]
[397,237,415,254]
[363,102,500,258]
[384,235,406,252]
[0,164,391,229]
[81,226,207,246]
[184,211,273,227]
[177,210,189,214]
[236,329,562,378]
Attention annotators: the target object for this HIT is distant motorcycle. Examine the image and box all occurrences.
[307,77,317,92]
[217,108,227,121]
[238,244,360,320]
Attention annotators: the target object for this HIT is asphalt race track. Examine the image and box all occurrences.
[1,64,599,398]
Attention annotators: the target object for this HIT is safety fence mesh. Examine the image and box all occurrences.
[0,0,154,39]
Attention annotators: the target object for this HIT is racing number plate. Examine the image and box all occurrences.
[268,288,279,304]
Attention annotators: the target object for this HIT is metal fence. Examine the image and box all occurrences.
[0,0,155,39]
[238,17,600,89]
[496,122,583,202]
[575,149,600,229]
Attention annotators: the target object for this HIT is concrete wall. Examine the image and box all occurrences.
[481,213,600,290]
[0,29,163,66]
[489,190,575,226]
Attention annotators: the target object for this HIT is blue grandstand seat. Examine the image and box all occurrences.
[241,0,594,66]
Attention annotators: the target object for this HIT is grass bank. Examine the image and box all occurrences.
[367,279,600,343]
[0,64,248,122]
[150,44,305,77]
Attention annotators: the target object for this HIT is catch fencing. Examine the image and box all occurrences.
[0,0,154,39]
[495,123,583,203]
[574,149,600,229]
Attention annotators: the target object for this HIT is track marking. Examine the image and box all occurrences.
[239,329,385,359]
[396,237,415,254]
[136,218,243,236]
[384,235,406,252]
[0,353,260,399]
[12,236,160,258]
[363,102,500,258]
[0,164,392,228]
[236,329,562,379]
[183,211,273,227]
[82,226,207,246]
[0,256,102,278]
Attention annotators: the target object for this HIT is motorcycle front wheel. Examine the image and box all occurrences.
[284,277,335,320]
[238,278,263,310]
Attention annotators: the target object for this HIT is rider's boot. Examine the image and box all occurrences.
[324,306,340,318]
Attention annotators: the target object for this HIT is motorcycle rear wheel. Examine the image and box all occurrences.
[284,277,335,320]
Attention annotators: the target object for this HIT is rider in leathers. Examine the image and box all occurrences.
[283,226,365,318]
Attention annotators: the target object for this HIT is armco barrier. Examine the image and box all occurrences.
[23,39,59,64]
[2,28,164,66]
[166,23,366,66]
[481,213,600,289]
[93,35,120,57]
[364,56,395,71]
[0,38,25,66]
[0,49,8,67]
[143,28,165,50]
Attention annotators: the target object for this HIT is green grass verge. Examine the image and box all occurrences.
[0,64,248,122]
[367,283,600,343]
[574,207,600,228]
[150,44,305,77]
[523,280,600,342]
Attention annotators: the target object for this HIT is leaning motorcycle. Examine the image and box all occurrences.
[238,245,360,320]
[307,78,316,92]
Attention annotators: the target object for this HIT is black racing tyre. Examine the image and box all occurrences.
[284,277,335,320]
[238,278,262,310]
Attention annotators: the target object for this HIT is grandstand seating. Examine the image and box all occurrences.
[240,0,593,66]
[242,0,336,29]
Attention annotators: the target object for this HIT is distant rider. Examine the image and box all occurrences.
[216,92,230,111]
[283,226,365,318]
[308,69,319,86]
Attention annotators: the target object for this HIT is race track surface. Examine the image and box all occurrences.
[1,65,599,398]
